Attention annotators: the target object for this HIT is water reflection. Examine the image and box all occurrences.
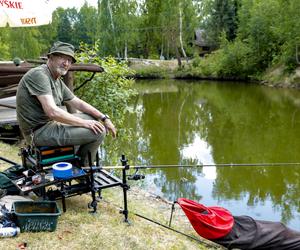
[181,134,216,180]
[109,79,300,230]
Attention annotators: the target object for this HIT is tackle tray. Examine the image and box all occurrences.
[12,201,61,232]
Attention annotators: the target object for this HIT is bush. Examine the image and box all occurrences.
[188,36,254,79]
[191,54,202,68]
[218,38,254,77]
[275,42,299,73]
[74,42,137,162]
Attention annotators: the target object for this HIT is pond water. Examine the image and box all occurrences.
[110,79,300,231]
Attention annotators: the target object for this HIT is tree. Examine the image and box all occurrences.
[37,12,60,55]
[8,27,44,60]
[97,0,118,56]
[74,3,98,45]
[113,0,139,59]
[140,0,164,58]
[272,0,300,70]
[0,28,11,60]
[237,0,286,71]
[139,0,198,61]
[202,0,238,46]
[56,8,79,46]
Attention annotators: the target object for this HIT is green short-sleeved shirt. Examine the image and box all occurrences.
[16,64,74,136]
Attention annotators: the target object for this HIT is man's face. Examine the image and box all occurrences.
[51,53,73,76]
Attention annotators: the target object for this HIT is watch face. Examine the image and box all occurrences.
[102,115,110,121]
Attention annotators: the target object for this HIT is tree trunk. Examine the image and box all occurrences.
[124,41,128,60]
[160,42,164,60]
[175,46,182,67]
[296,45,300,64]
[179,7,187,62]
[107,0,120,58]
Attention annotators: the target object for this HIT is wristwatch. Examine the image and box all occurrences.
[101,114,110,122]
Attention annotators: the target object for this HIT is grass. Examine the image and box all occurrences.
[0,141,223,250]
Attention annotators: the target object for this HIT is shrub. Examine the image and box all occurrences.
[74,42,137,162]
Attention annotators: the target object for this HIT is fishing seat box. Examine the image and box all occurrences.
[12,201,61,232]
[36,146,76,166]
[22,145,78,170]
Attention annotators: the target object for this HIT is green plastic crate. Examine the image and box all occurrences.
[12,201,61,232]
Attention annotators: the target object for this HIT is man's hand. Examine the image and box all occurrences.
[84,120,106,134]
[103,119,117,138]
[65,96,117,137]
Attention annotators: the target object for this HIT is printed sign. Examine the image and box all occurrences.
[0,0,52,27]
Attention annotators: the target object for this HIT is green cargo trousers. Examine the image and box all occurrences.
[32,113,106,166]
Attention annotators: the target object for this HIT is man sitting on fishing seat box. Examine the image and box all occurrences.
[16,41,117,166]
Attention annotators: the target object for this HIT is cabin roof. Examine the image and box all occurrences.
[194,29,211,47]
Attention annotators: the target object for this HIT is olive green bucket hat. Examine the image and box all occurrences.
[47,41,76,63]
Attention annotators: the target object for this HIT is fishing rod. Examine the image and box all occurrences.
[87,162,300,171]
[134,212,224,249]
[100,197,224,249]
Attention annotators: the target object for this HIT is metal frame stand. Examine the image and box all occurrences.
[1,150,136,222]
[120,154,130,223]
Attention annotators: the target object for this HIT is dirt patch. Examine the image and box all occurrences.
[128,59,183,70]
[262,65,300,88]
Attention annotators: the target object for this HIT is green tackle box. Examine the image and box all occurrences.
[12,201,61,232]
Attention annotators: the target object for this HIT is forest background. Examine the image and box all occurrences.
[0,0,300,81]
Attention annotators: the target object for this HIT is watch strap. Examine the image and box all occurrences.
[101,114,110,122]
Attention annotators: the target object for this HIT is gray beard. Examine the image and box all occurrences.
[57,67,68,76]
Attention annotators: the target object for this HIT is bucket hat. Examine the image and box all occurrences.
[177,198,234,239]
[47,41,76,63]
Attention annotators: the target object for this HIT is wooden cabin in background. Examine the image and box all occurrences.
[194,29,213,57]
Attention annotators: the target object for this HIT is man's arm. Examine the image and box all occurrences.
[65,96,104,119]
[66,96,117,138]
[37,95,105,134]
